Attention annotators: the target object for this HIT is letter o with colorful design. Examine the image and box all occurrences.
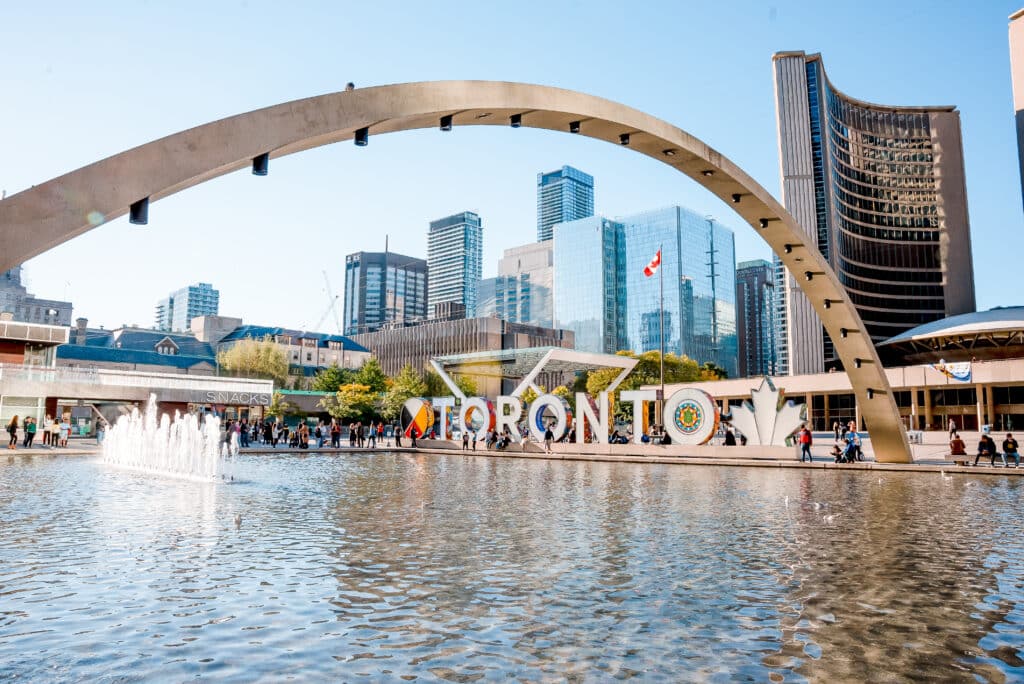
[663,388,719,445]
[401,398,434,438]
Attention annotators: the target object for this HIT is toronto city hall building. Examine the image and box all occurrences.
[343,251,428,335]
[154,282,220,333]
[427,212,483,319]
[772,51,975,375]
[553,206,737,377]
[536,166,594,242]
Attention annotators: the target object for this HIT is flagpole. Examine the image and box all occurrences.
[659,242,665,430]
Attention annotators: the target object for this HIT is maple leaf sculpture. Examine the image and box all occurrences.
[724,377,806,447]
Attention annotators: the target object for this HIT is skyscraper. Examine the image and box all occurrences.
[553,207,738,376]
[773,51,974,374]
[343,251,428,335]
[477,241,555,328]
[427,212,483,318]
[155,282,219,332]
[736,259,776,378]
[536,166,594,242]
[1010,9,1024,212]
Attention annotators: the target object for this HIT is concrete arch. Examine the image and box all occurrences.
[0,80,911,462]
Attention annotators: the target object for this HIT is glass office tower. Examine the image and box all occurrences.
[537,166,594,242]
[773,51,974,373]
[736,259,776,378]
[552,217,625,354]
[427,211,483,318]
[343,251,428,335]
[553,207,737,377]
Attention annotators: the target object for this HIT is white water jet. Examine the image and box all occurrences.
[102,394,237,481]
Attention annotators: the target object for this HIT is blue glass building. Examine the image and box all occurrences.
[537,166,594,242]
[553,207,737,376]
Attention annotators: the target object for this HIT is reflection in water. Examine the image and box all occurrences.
[1,453,1023,681]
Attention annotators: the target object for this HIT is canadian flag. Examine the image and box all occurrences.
[643,249,662,277]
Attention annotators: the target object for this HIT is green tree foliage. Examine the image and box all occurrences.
[266,391,293,419]
[217,336,289,387]
[552,385,575,415]
[518,385,546,407]
[381,364,428,421]
[423,369,477,397]
[320,383,378,423]
[354,357,389,394]
[699,361,729,380]
[586,350,702,422]
[310,363,356,392]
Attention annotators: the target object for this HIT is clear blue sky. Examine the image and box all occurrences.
[2,0,1020,332]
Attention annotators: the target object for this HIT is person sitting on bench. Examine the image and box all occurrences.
[1003,433,1020,468]
[974,433,1005,467]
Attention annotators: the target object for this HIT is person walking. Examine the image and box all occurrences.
[271,422,280,448]
[49,418,60,448]
[96,419,106,446]
[1004,433,1021,468]
[949,418,958,439]
[832,421,841,442]
[6,415,19,449]
[798,425,813,462]
[315,421,325,449]
[461,429,469,450]
[368,423,377,449]
[544,424,554,453]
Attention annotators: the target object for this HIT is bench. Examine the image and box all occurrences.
[951,453,970,466]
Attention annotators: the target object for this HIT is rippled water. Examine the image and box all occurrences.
[2,452,1023,682]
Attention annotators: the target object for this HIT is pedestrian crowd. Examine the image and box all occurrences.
[6,413,84,449]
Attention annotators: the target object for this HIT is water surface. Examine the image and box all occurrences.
[1,452,1022,681]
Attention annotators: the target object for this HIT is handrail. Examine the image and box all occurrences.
[0,363,272,393]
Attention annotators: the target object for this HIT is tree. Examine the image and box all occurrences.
[266,391,293,419]
[354,357,389,394]
[700,361,729,381]
[381,364,428,421]
[586,350,703,422]
[552,385,575,415]
[519,385,546,407]
[310,363,355,392]
[424,368,477,397]
[217,335,289,387]
[320,383,378,423]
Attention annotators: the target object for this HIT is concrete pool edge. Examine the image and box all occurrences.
[240,445,1024,477]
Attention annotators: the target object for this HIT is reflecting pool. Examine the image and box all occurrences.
[2,453,1023,681]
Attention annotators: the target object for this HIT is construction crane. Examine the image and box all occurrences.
[313,270,343,333]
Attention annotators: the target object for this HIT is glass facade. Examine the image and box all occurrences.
[427,212,483,318]
[553,207,737,376]
[736,259,776,378]
[477,241,554,327]
[343,252,428,335]
[537,166,594,242]
[552,217,624,355]
[155,282,219,332]
[773,51,974,372]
